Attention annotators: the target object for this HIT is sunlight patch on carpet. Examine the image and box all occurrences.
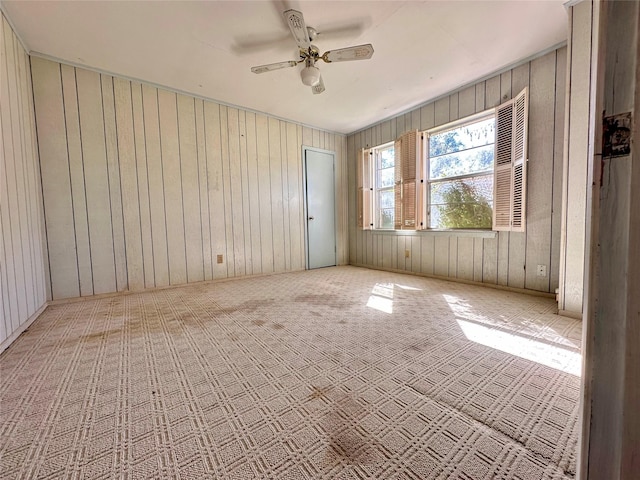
[366,282,394,313]
[456,318,582,376]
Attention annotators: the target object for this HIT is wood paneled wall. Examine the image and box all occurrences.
[0,14,47,349]
[31,57,348,301]
[348,48,566,293]
[559,1,593,316]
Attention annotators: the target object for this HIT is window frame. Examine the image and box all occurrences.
[372,142,395,230]
[422,109,497,231]
[357,88,527,234]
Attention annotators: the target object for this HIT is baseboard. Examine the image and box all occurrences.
[47,268,308,306]
[0,303,48,354]
[558,309,583,320]
[349,263,557,299]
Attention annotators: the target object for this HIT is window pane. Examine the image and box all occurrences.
[379,190,394,209]
[429,117,495,156]
[379,147,394,169]
[430,144,494,179]
[430,176,493,229]
[378,168,395,188]
[380,208,394,229]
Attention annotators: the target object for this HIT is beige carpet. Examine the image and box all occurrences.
[0,266,582,479]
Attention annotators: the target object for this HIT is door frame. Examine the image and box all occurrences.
[302,146,336,270]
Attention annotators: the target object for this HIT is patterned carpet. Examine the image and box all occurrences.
[0,266,582,479]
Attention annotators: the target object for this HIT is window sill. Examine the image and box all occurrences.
[370,229,497,238]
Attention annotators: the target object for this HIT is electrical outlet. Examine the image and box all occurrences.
[537,264,547,277]
[217,254,224,264]
[405,249,410,258]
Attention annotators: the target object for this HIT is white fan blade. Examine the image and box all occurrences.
[284,9,311,50]
[312,75,325,95]
[322,44,374,63]
[251,61,298,74]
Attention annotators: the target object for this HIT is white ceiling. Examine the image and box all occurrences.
[2,1,567,134]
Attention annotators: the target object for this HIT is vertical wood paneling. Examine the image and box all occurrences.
[347,135,357,264]
[177,95,204,283]
[130,82,154,289]
[1,17,47,349]
[3,25,30,322]
[2,23,27,327]
[280,122,291,271]
[420,103,435,131]
[475,83,486,112]
[256,114,274,273]
[449,93,459,122]
[100,75,127,292]
[485,75,501,108]
[13,38,36,313]
[32,58,80,300]
[245,112,262,275]
[411,236,421,273]
[203,101,227,279]
[397,236,405,271]
[141,84,169,287]
[525,52,556,292]
[158,90,187,285]
[457,237,474,280]
[459,86,476,118]
[286,122,302,270]
[473,238,484,282]
[31,57,345,307]
[225,107,245,276]
[1,17,12,337]
[382,236,391,270]
[434,237,449,276]
[268,117,285,272]
[114,77,144,290]
[61,65,93,296]
[550,47,567,293]
[421,236,435,275]
[76,68,116,295]
[449,237,458,277]
[381,120,392,144]
[194,100,212,281]
[22,49,47,305]
[435,98,449,126]
[372,231,378,267]
[239,111,253,274]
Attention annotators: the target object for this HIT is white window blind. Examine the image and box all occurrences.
[493,87,528,232]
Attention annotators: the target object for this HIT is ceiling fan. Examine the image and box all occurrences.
[250,9,374,94]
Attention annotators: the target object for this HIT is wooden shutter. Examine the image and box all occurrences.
[393,131,419,230]
[493,88,528,232]
[394,139,402,229]
[512,89,528,230]
[357,148,373,230]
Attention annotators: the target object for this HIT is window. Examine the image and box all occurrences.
[374,144,395,229]
[357,88,528,233]
[426,115,495,229]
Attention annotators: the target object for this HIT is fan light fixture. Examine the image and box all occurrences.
[300,64,321,86]
[250,8,374,94]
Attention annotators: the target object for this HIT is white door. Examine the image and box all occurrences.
[304,148,336,269]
